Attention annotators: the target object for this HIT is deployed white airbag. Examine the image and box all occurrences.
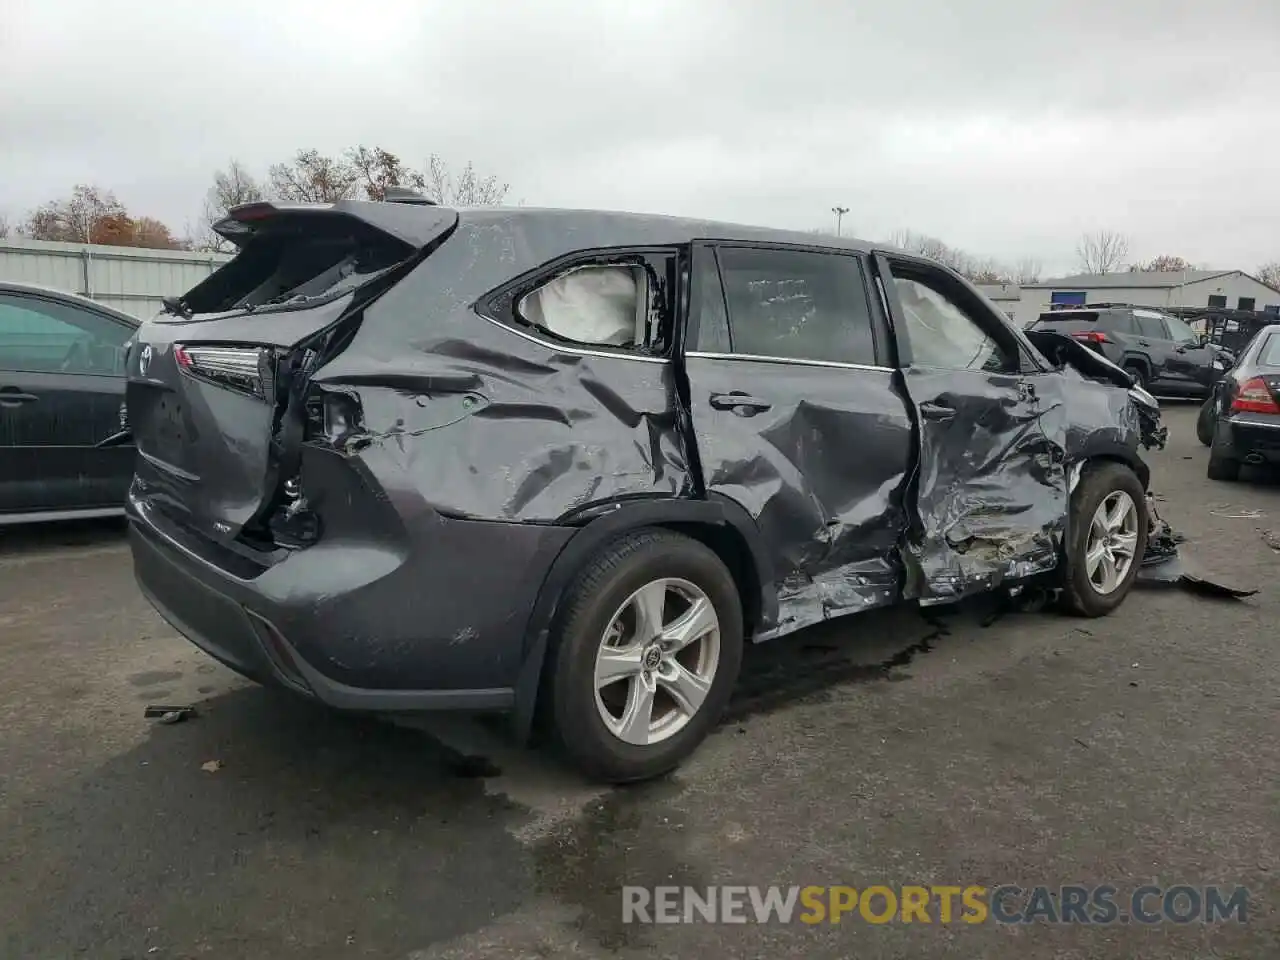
[520,265,643,347]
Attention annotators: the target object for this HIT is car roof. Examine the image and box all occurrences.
[440,205,879,255]
[0,280,139,326]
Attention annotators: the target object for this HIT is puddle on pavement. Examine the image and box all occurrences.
[530,777,699,951]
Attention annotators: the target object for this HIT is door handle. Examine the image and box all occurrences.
[710,392,772,415]
[0,388,38,407]
[920,402,956,422]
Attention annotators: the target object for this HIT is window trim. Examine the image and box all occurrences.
[872,253,1032,375]
[474,246,679,364]
[0,290,138,378]
[684,240,892,370]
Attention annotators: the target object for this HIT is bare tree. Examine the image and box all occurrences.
[1258,262,1280,290]
[24,185,131,244]
[195,160,266,252]
[1014,258,1042,284]
[0,213,9,239]
[20,185,184,249]
[1076,230,1130,275]
[268,149,360,203]
[347,146,426,201]
[1132,255,1194,273]
[423,155,509,206]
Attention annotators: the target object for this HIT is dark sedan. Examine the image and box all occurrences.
[0,281,138,524]
[1198,324,1280,481]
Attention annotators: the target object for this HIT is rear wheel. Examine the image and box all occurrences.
[1207,452,1241,482]
[1059,462,1147,617]
[545,529,743,783]
[1122,363,1148,391]
[1195,398,1215,446]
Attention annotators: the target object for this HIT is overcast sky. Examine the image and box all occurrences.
[2,0,1278,275]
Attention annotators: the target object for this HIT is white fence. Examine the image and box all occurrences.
[0,237,233,319]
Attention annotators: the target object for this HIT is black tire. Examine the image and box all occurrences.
[1207,453,1241,482]
[1122,363,1148,391]
[1059,462,1148,618]
[544,528,744,784]
[1195,398,1215,447]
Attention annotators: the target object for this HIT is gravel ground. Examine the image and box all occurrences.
[0,403,1275,959]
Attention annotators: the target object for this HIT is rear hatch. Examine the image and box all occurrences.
[1028,311,1114,351]
[127,199,457,547]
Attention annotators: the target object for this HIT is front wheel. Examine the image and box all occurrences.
[545,529,744,783]
[1059,463,1148,617]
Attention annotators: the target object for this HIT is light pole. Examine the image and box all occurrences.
[831,205,849,237]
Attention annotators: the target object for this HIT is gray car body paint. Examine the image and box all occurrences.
[126,206,1162,712]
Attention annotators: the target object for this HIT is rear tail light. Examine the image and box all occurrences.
[1230,377,1280,414]
[174,343,271,399]
[1071,331,1112,344]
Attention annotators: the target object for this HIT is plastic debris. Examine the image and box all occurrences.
[144,705,197,724]
[200,760,222,773]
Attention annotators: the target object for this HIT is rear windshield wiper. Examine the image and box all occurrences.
[161,296,193,320]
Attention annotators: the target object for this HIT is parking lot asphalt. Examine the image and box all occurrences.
[0,403,1276,959]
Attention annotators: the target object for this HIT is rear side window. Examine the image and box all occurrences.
[489,249,678,356]
[518,265,646,348]
[1259,334,1280,366]
[709,247,878,366]
[1134,314,1168,339]
[1103,312,1136,334]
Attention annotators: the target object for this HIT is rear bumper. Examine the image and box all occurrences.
[1211,412,1280,464]
[127,492,574,712]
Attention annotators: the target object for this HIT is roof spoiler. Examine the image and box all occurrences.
[382,186,437,205]
[213,199,457,250]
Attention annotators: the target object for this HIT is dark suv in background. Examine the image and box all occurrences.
[1028,305,1233,396]
[124,199,1164,782]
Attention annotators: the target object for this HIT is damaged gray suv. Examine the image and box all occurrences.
[126,198,1164,782]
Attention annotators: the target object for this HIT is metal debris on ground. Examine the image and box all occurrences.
[200,760,222,773]
[144,705,198,724]
[1210,508,1264,519]
[1136,494,1258,600]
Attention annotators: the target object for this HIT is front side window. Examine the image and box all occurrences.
[1164,315,1199,344]
[891,272,1008,372]
[713,247,878,366]
[0,295,133,376]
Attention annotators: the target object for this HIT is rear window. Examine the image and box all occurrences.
[181,220,415,316]
[1035,311,1099,325]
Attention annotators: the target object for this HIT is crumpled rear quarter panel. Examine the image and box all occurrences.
[312,213,702,521]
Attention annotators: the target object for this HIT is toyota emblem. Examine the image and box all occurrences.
[138,344,152,375]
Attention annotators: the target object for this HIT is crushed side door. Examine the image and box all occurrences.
[872,253,1069,603]
[680,243,914,637]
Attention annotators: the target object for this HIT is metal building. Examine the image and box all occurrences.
[0,237,233,319]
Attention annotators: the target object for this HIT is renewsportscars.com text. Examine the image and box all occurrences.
[622,884,1250,925]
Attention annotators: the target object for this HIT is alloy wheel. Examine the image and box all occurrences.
[1085,490,1139,595]
[592,578,721,746]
